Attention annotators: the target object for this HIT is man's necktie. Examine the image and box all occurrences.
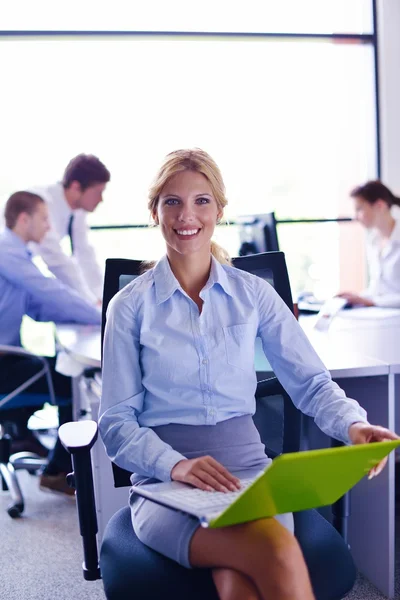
[67,214,74,254]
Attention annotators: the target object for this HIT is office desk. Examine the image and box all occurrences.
[301,309,400,368]
[56,324,396,599]
[302,310,400,444]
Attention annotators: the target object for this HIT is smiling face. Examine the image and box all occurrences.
[154,170,222,260]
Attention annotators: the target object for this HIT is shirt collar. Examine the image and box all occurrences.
[369,217,400,247]
[204,255,234,298]
[1,227,31,256]
[153,254,234,305]
[53,181,74,216]
[390,217,400,243]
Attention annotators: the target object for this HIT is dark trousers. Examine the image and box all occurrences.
[0,354,72,474]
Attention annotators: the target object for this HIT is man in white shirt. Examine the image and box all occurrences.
[30,154,111,304]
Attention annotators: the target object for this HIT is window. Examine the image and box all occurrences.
[0,1,377,303]
[1,0,373,34]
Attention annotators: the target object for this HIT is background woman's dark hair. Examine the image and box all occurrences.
[62,154,111,191]
[350,180,400,207]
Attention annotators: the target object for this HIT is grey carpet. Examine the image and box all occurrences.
[0,471,104,600]
[0,471,398,599]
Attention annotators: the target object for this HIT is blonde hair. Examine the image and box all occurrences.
[148,148,231,265]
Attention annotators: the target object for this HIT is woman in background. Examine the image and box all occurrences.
[339,180,400,308]
[100,151,397,600]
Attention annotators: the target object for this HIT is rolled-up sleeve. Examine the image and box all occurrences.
[256,279,368,444]
[99,289,186,481]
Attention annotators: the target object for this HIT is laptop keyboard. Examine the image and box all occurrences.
[161,477,256,510]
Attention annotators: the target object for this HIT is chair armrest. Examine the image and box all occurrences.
[59,420,98,453]
[59,421,101,581]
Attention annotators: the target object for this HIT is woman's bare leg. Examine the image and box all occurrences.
[212,568,261,600]
[190,518,315,600]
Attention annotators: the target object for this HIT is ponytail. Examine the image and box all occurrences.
[392,195,400,208]
[210,240,232,266]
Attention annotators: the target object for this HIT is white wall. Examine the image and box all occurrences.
[377,0,400,194]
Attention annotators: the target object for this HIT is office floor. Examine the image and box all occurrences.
[0,470,398,600]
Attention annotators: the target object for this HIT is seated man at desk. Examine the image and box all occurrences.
[0,191,101,495]
[29,153,110,305]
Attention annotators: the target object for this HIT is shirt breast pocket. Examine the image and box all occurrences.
[223,324,255,371]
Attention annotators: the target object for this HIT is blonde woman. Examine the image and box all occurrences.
[99,150,396,600]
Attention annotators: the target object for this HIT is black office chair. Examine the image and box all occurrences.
[60,251,356,600]
[0,345,54,517]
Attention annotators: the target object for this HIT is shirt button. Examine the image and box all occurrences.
[202,358,208,365]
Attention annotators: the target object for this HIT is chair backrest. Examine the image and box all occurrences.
[101,258,144,351]
[102,252,294,344]
[102,252,300,488]
[232,252,293,314]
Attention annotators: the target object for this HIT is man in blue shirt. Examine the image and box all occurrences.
[0,191,101,495]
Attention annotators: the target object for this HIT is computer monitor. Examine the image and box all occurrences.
[237,212,279,256]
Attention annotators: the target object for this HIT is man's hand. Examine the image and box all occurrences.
[348,422,399,478]
[171,456,241,492]
[337,293,374,307]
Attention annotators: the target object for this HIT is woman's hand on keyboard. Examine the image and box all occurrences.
[171,456,241,492]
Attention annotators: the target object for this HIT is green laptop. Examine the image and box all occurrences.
[131,440,400,528]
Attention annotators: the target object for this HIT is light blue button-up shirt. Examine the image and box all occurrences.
[99,255,368,482]
[0,228,101,346]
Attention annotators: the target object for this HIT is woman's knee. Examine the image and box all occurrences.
[212,568,260,600]
[190,520,314,598]
[245,520,304,574]
[190,517,300,573]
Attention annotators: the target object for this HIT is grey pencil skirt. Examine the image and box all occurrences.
[129,415,294,568]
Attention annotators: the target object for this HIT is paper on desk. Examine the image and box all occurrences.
[55,350,85,377]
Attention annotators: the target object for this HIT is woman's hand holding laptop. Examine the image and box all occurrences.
[171,455,242,493]
[171,424,399,492]
[349,422,400,478]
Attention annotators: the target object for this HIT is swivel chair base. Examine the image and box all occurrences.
[0,434,47,518]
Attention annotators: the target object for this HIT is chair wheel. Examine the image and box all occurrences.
[7,503,23,518]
